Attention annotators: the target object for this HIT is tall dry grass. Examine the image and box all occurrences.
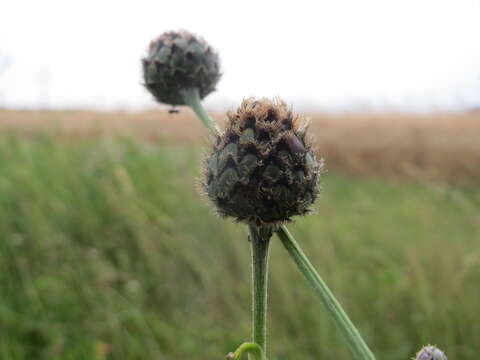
[1,108,479,182]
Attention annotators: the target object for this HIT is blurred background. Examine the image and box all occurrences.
[1,0,479,359]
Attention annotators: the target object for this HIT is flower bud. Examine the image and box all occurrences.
[415,345,448,360]
[204,98,322,225]
[142,30,221,105]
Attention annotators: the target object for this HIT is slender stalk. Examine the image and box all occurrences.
[276,225,376,360]
[181,88,220,134]
[249,224,271,356]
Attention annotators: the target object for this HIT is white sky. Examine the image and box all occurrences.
[1,0,480,112]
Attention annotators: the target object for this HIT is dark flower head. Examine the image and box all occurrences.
[142,30,221,106]
[204,98,323,226]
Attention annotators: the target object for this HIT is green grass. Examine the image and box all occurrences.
[0,133,479,360]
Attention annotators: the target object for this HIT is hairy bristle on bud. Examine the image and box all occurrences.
[203,98,323,226]
[142,30,221,106]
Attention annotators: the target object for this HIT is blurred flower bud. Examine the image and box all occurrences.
[415,345,448,360]
[142,30,221,106]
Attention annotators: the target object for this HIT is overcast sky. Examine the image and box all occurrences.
[1,0,480,112]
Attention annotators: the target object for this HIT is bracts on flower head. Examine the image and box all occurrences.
[203,98,323,227]
[142,30,221,106]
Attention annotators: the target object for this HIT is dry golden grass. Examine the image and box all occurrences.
[1,108,479,182]
[308,112,480,182]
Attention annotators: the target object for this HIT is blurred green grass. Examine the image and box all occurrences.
[0,134,479,360]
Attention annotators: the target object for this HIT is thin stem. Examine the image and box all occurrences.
[249,224,271,357]
[227,342,265,360]
[181,88,220,134]
[276,225,376,360]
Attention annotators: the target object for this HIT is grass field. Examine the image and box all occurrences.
[0,123,478,360]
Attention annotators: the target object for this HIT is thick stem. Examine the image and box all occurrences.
[249,224,271,356]
[276,225,376,360]
[181,88,220,134]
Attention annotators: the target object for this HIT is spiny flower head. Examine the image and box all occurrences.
[204,98,323,226]
[142,30,221,106]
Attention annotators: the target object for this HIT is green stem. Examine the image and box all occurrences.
[249,224,271,357]
[181,88,220,134]
[227,342,265,360]
[276,225,376,360]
